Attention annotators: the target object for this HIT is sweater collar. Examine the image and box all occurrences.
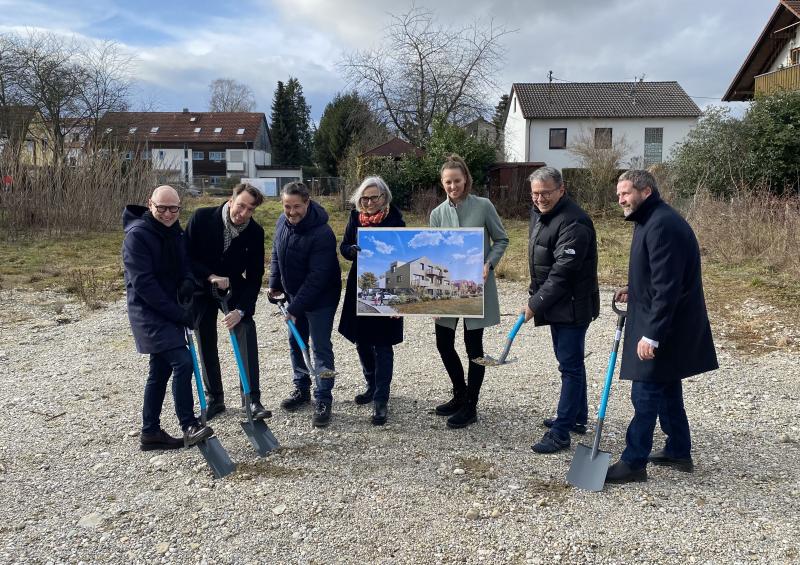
[625,190,662,224]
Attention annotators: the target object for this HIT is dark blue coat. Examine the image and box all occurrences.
[337,206,405,346]
[620,192,718,382]
[268,200,341,317]
[122,205,190,354]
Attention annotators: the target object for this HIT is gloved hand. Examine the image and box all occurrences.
[179,307,195,329]
[177,278,196,306]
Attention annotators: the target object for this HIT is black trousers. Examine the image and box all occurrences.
[434,322,485,403]
[195,294,261,404]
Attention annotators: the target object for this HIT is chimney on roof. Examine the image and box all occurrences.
[182,108,189,113]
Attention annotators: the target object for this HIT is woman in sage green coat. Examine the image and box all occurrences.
[429,154,509,429]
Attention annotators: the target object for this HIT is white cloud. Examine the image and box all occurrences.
[467,247,480,254]
[408,231,444,249]
[452,253,466,261]
[444,232,464,246]
[2,0,773,116]
[466,253,483,265]
[368,236,394,254]
[360,248,374,258]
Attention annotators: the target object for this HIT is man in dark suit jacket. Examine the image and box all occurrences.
[185,183,270,421]
[607,170,718,484]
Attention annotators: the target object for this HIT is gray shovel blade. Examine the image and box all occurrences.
[567,443,612,492]
[471,356,516,367]
[240,419,280,456]
[197,437,236,479]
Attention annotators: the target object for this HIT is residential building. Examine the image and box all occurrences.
[385,256,452,297]
[502,81,701,169]
[451,279,482,297]
[723,0,800,101]
[96,110,300,189]
[361,137,424,160]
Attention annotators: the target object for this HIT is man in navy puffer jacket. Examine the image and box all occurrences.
[268,182,341,427]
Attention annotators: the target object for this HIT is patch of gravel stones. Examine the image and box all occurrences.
[0,281,798,564]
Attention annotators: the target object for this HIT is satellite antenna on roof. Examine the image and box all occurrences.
[548,70,553,104]
[630,74,645,106]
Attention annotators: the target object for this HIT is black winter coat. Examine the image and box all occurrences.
[620,192,718,382]
[528,196,600,326]
[122,205,190,354]
[185,204,265,316]
[338,206,405,346]
[269,200,342,317]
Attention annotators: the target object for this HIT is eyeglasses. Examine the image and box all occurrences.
[531,187,562,200]
[359,194,384,204]
[152,204,182,214]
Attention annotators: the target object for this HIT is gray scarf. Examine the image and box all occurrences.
[222,202,249,252]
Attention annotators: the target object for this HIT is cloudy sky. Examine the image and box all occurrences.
[1,0,776,121]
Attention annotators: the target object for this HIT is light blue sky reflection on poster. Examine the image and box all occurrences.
[357,228,484,284]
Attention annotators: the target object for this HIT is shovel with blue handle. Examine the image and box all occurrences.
[185,327,237,478]
[472,313,526,367]
[567,295,627,492]
[268,293,337,389]
[212,285,280,456]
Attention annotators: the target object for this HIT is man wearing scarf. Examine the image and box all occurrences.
[122,185,213,451]
[185,184,269,421]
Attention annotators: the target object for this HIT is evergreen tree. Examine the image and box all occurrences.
[314,92,381,176]
[269,77,313,166]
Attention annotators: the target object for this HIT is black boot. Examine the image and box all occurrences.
[372,400,388,426]
[205,395,226,421]
[140,428,183,451]
[183,423,214,447]
[281,388,311,411]
[354,386,375,405]
[435,388,466,416]
[246,400,272,421]
[446,401,477,429]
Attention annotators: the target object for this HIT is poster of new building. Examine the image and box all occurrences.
[355,227,485,317]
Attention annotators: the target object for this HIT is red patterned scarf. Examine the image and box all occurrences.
[359,209,387,226]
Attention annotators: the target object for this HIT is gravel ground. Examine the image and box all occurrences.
[0,281,798,564]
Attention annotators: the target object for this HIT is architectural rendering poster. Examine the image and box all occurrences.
[356,227,485,318]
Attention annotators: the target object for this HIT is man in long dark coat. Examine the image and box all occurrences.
[122,185,213,450]
[185,183,269,421]
[606,170,718,483]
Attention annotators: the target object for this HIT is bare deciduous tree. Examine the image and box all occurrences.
[208,78,256,112]
[340,7,513,147]
[1,31,131,161]
[567,127,631,210]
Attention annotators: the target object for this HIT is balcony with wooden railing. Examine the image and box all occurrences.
[755,64,800,96]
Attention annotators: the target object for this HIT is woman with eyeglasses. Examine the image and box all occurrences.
[338,176,405,425]
[430,154,509,429]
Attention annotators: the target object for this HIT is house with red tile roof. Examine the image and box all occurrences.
[97,110,301,190]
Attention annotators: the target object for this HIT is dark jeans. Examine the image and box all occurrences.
[356,343,394,403]
[622,380,692,470]
[288,304,336,403]
[434,322,484,403]
[142,346,197,434]
[196,294,261,404]
[548,323,589,442]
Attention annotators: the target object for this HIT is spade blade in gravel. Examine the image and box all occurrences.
[197,436,236,479]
